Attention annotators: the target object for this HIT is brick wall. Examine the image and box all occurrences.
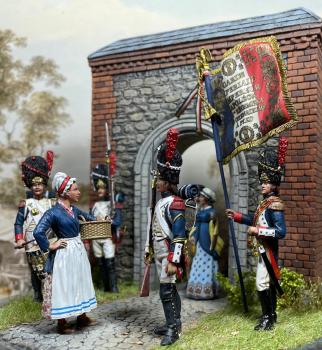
[278,35,322,279]
[89,24,322,280]
[91,75,115,202]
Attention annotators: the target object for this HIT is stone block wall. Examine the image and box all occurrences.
[90,23,322,281]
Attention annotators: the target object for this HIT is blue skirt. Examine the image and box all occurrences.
[186,242,219,300]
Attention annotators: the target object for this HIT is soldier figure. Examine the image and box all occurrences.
[145,128,186,346]
[86,164,124,293]
[226,141,287,331]
[14,152,56,302]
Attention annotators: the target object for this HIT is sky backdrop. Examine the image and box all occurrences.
[2,0,322,182]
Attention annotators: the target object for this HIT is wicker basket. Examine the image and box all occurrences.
[80,221,112,240]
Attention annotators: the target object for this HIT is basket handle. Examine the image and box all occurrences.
[79,215,86,222]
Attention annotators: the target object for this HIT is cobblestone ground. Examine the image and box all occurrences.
[295,339,322,350]
[0,291,226,350]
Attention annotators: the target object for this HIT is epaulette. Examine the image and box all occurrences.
[18,200,26,208]
[269,198,285,211]
[170,196,185,210]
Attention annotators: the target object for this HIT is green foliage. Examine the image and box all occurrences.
[278,268,322,312]
[0,29,71,206]
[278,267,306,310]
[218,268,322,314]
[217,271,257,310]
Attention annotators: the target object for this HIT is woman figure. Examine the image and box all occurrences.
[186,187,220,300]
[34,172,97,334]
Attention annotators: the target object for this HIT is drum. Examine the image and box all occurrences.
[26,248,49,280]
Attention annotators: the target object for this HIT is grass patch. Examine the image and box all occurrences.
[154,306,322,350]
[0,295,42,331]
[0,281,139,331]
[95,281,139,304]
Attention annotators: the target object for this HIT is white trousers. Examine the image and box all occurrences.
[153,238,176,284]
[256,255,270,291]
[92,238,115,259]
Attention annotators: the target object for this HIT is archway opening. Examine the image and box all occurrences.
[133,116,248,284]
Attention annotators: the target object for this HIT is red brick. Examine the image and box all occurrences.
[291,247,303,254]
[298,82,311,90]
[303,261,315,269]
[299,241,310,248]
[286,240,297,247]
[293,260,304,268]
[304,74,318,81]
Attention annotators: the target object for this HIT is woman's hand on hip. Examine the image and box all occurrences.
[49,239,67,251]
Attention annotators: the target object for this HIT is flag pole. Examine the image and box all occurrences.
[197,49,248,313]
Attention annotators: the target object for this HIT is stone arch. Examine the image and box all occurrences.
[133,115,249,282]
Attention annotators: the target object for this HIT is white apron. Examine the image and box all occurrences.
[50,235,97,319]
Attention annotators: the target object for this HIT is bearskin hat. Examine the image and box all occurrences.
[258,138,288,186]
[157,128,182,185]
[91,164,109,191]
[21,151,54,188]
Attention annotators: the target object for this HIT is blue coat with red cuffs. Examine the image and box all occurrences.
[233,193,286,260]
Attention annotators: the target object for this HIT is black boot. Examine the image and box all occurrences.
[105,258,119,293]
[154,286,182,336]
[173,286,182,335]
[30,269,43,302]
[254,289,274,331]
[159,283,179,346]
[97,258,110,292]
[270,285,277,323]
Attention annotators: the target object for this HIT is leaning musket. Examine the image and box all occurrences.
[140,146,157,297]
[105,122,115,217]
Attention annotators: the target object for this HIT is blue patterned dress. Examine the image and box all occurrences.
[34,203,97,319]
[186,206,219,300]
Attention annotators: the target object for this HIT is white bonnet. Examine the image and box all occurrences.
[52,172,76,195]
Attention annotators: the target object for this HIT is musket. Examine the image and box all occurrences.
[14,239,35,249]
[105,122,115,218]
[140,146,157,297]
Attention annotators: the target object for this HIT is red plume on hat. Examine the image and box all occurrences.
[278,137,288,167]
[165,128,179,163]
[46,150,54,175]
[109,151,117,177]
[157,128,182,184]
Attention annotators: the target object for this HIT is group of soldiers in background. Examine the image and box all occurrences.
[13,126,286,343]
[14,154,123,304]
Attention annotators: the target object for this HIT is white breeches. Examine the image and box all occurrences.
[153,238,176,284]
[256,256,270,291]
[92,238,115,259]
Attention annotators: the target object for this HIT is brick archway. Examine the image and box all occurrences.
[133,115,249,283]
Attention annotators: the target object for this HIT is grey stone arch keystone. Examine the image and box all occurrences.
[133,115,249,283]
